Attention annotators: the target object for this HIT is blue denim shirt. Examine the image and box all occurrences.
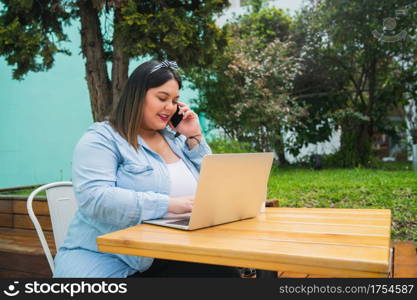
[55,121,211,275]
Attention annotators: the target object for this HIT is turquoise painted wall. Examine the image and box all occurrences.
[0,24,92,188]
[0,24,198,188]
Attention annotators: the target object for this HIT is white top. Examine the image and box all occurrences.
[166,158,197,197]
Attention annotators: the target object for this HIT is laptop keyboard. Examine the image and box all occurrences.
[167,219,190,226]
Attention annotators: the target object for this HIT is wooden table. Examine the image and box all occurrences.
[97,207,392,278]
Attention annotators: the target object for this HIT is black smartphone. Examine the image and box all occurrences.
[170,105,183,127]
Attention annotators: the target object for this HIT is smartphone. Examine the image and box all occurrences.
[170,105,183,127]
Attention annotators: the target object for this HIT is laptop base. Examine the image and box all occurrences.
[143,218,190,230]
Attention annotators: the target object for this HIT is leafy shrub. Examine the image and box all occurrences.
[208,138,257,154]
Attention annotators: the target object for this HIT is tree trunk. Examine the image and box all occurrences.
[273,132,288,166]
[338,119,372,167]
[78,0,112,122]
[111,6,129,113]
[367,57,376,140]
[412,144,417,171]
[367,57,376,117]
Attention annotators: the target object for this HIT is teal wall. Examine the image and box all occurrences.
[0,24,198,189]
[0,24,92,188]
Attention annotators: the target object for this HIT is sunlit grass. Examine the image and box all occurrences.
[268,166,417,241]
[2,165,416,242]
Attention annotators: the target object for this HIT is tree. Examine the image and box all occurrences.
[0,0,229,121]
[234,1,292,44]
[289,10,350,154]
[191,7,303,164]
[240,0,267,13]
[293,0,416,167]
[399,4,417,170]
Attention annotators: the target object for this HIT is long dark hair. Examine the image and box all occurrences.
[108,60,182,149]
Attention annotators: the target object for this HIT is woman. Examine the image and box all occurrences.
[53,60,240,278]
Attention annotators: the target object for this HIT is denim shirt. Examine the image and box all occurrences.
[59,121,211,272]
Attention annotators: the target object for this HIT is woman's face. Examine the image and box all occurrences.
[141,79,180,131]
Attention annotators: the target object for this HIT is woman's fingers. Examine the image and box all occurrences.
[168,196,194,214]
[186,197,194,210]
[178,106,189,115]
[178,105,196,119]
[182,111,193,120]
[177,102,187,113]
[176,102,198,120]
[182,110,197,120]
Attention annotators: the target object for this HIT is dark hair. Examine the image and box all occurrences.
[108,60,182,149]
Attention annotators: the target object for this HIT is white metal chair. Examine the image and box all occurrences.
[27,181,77,273]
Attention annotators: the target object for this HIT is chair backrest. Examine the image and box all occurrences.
[27,181,77,273]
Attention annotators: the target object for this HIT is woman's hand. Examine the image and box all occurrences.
[168,196,194,214]
[169,102,202,138]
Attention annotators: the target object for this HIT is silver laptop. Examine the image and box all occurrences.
[143,152,274,230]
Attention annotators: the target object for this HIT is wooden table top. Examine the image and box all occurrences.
[97,207,392,277]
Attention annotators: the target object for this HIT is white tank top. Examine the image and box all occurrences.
[166,159,197,197]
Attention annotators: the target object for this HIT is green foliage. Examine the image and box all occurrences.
[241,0,267,13]
[208,138,256,154]
[268,167,417,241]
[0,0,229,77]
[291,0,417,167]
[0,188,46,196]
[229,6,292,47]
[0,0,71,79]
[119,0,229,70]
[320,152,381,169]
[191,7,303,163]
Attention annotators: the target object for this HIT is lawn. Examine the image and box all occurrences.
[267,166,417,242]
[2,164,416,242]
[1,189,46,196]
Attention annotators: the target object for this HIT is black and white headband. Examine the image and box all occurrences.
[150,61,179,74]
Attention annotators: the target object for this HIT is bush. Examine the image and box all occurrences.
[208,138,257,154]
[316,152,413,170]
[320,152,381,169]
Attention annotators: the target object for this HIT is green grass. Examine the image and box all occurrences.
[0,189,46,196]
[1,164,415,242]
[267,166,417,242]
